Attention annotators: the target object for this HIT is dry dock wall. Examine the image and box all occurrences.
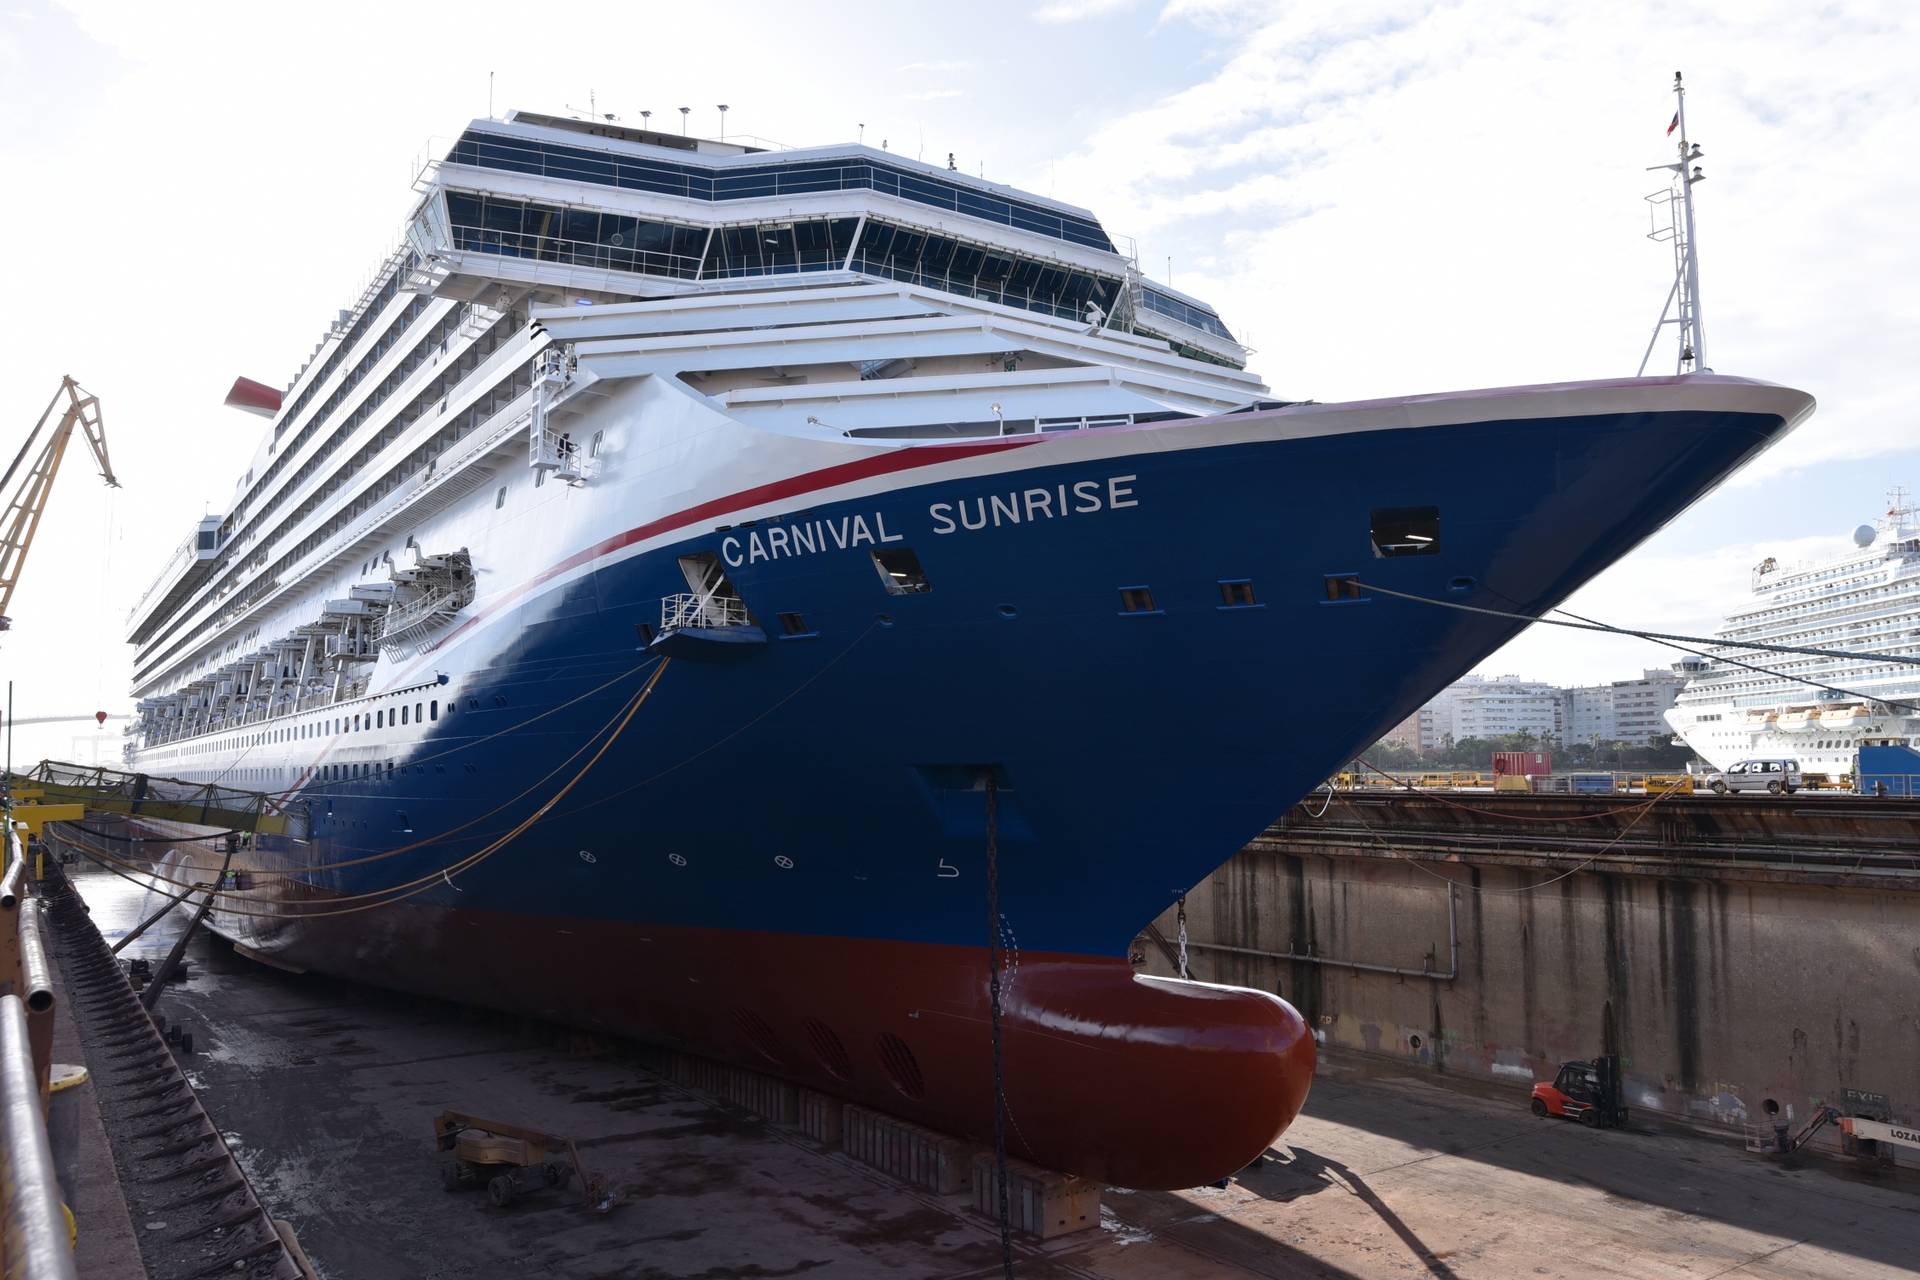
[1142,796,1920,1159]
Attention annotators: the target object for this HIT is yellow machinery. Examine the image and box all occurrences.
[0,377,118,633]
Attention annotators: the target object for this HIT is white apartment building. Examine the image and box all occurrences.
[1562,684,1615,744]
[1557,670,1685,746]
[1451,675,1561,742]
[1609,670,1684,746]
[1392,669,1686,754]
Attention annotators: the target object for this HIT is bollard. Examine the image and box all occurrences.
[0,995,79,1279]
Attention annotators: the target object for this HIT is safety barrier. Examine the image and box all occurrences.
[0,840,78,1278]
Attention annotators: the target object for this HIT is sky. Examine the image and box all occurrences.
[0,0,1916,764]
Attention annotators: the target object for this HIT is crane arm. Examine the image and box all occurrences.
[0,377,118,630]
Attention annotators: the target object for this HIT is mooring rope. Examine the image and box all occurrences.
[64,660,672,919]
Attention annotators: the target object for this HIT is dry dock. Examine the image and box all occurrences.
[41,814,1920,1279]
[1141,788,1920,1173]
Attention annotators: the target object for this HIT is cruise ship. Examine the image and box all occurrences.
[1666,491,1920,772]
[117,109,1814,1189]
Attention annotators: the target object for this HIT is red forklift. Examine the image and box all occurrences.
[1530,1054,1630,1128]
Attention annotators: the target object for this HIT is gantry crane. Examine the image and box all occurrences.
[0,377,118,631]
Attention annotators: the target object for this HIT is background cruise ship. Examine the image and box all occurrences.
[1666,490,1920,770]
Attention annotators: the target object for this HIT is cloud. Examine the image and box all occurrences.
[1034,0,1138,23]
[899,60,970,71]
[1052,0,1920,459]
[0,0,134,158]
[901,89,967,101]
[1474,531,1862,687]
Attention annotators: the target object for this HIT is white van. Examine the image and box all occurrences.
[1704,758,1801,795]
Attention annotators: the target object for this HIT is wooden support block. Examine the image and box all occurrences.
[721,1066,798,1123]
[972,1152,1101,1238]
[798,1089,843,1145]
[844,1105,979,1195]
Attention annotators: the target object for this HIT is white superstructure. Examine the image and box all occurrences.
[121,110,1267,764]
[1665,491,1920,771]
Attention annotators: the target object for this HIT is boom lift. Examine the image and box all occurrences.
[0,377,118,632]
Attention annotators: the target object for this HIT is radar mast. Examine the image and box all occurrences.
[1637,72,1709,377]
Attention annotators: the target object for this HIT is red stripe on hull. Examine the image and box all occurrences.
[230,904,1313,1189]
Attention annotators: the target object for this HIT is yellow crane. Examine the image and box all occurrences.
[0,377,118,632]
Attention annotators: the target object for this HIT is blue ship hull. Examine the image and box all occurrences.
[197,385,1804,1187]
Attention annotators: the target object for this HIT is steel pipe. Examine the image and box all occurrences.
[13,906,52,1017]
[0,858,23,910]
[14,903,54,1104]
[0,994,78,1280]
[1185,882,1461,982]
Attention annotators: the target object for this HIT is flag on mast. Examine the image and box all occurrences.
[1667,111,1680,136]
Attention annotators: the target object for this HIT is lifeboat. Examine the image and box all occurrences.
[1741,708,1779,727]
[1819,704,1872,729]
[1776,707,1820,732]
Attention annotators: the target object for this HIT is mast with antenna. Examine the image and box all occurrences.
[1637,72,1710,376]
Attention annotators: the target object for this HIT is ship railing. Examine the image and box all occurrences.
[447,225,704,281]
[662,593,749,631]
[380,588,464,642]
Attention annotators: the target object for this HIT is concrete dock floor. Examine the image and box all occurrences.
[77,865,1919,1279]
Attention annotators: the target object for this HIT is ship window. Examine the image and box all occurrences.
[702,218,862,278]
[430,701,438,722]
[1118,586,1158,614]
[468,698,480,710]
[635,622,655,646]
[590,431,604,457]
[415,703,423,723]
[1138,287,1237,342]
[376,710,384,728]
[849,219,1121,324]
[1371,506,1441,557]
[400,706,409,725]
[778,612,810,636]
[495,486,506,509]
[1219,580,1257,607]
[872,548,931,595]
[353,715,360,731]
[1324,575,1366,603]
[494,695,507,707]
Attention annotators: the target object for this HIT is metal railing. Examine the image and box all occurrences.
[449,225,703,280]
[662,592,749,631]
[379,587,468,648]
[0,843,78,1278]
[14,762,305,838]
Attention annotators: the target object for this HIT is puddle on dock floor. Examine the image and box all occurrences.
[73,865,1919,1278]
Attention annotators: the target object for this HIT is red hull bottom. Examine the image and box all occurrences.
[233,903,1315,1189]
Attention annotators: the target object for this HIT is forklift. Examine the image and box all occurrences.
[1530,1054,1630,1128]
